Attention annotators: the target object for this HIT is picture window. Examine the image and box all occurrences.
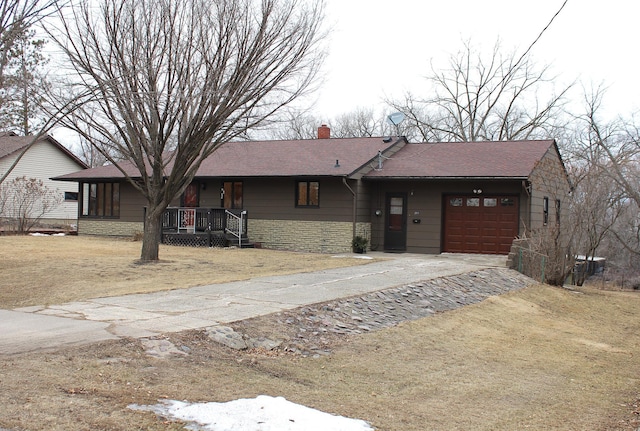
[81,182,119,217]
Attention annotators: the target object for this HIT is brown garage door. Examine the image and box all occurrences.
[443,195,519,254]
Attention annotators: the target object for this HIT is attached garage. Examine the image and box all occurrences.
[365,140,570,255]
[442,195,519,254]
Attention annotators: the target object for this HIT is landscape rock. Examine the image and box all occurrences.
[141,338,188,358]
[207,326,248,350]
[246,268,535,357]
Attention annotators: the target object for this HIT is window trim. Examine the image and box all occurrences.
[295,180,320,208]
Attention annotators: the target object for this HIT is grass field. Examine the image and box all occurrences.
[0,235,372,308]
[1,236,639,430]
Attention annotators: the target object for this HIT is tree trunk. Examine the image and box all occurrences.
[140,207,163,261]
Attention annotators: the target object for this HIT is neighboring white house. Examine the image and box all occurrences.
[0,132,87,228]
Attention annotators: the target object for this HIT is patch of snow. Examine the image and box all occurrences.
[130,395,374,431]
[332,254,373,260]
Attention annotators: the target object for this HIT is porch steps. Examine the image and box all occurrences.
[225,234,255,249]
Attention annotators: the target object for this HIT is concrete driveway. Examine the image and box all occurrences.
[0,253,506,355]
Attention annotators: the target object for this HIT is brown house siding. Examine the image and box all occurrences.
[242,177,355,222]
[368,179,525,254]
[527,146,571,232]
[119,182,146,222]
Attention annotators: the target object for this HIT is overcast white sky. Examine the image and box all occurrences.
[312,0,640,121]
[50,0,639,143]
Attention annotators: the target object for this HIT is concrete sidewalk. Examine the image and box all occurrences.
[1,253,506,355]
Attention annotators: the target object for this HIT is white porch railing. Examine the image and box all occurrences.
[225,210,247,247]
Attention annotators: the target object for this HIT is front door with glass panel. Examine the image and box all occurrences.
[384,193,407,251]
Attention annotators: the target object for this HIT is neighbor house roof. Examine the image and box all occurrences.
[0,132,88,169]
[55,137,403,181]
[363,140,559,179]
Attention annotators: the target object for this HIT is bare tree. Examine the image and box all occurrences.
[388,1,570,142]
[0,175,61,233]
[0,28,50,134]
[265,107,406,140]
[74,135,112,167]
[0,0,80,187]
[574,87,640,261]
[50,0,326,261]
[266,110,322,140]
[391,39,571,142]
[331,108,384,137]
[0,0,57,91]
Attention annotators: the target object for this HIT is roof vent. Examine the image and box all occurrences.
[382,137,392,143]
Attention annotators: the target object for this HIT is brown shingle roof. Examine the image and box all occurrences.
[56,137,401,180]
[55,138,560,182]
[364,140,557,179]
[196,137,398,177]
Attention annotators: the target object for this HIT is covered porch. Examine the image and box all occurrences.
[161,207,252,248]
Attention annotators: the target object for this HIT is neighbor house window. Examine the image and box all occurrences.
[296,180,319,207]
[543,196,549,225]
[64,191,78,201]
[222,181,243,209]
[81,182,120,217]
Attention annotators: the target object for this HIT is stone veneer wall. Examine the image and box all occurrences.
[79,219,144,237]
[78,218,371,254]
[249,219,371,254]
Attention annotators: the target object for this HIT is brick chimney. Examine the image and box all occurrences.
[317,124,330,139]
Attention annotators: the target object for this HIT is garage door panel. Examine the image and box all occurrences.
[443,194,519,255]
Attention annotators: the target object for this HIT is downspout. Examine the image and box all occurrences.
[343,177,357,239]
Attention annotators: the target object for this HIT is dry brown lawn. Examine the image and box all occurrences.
[1,236,639,430]
[0,235,372,308]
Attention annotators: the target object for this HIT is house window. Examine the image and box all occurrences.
[543,196,549,225]
[81,182,120,217]
[555,199,561,225]
[296,180,319,207]
[64,191,78,202]
[222,181,243,209]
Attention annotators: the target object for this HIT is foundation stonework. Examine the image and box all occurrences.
[249,219,371,254]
